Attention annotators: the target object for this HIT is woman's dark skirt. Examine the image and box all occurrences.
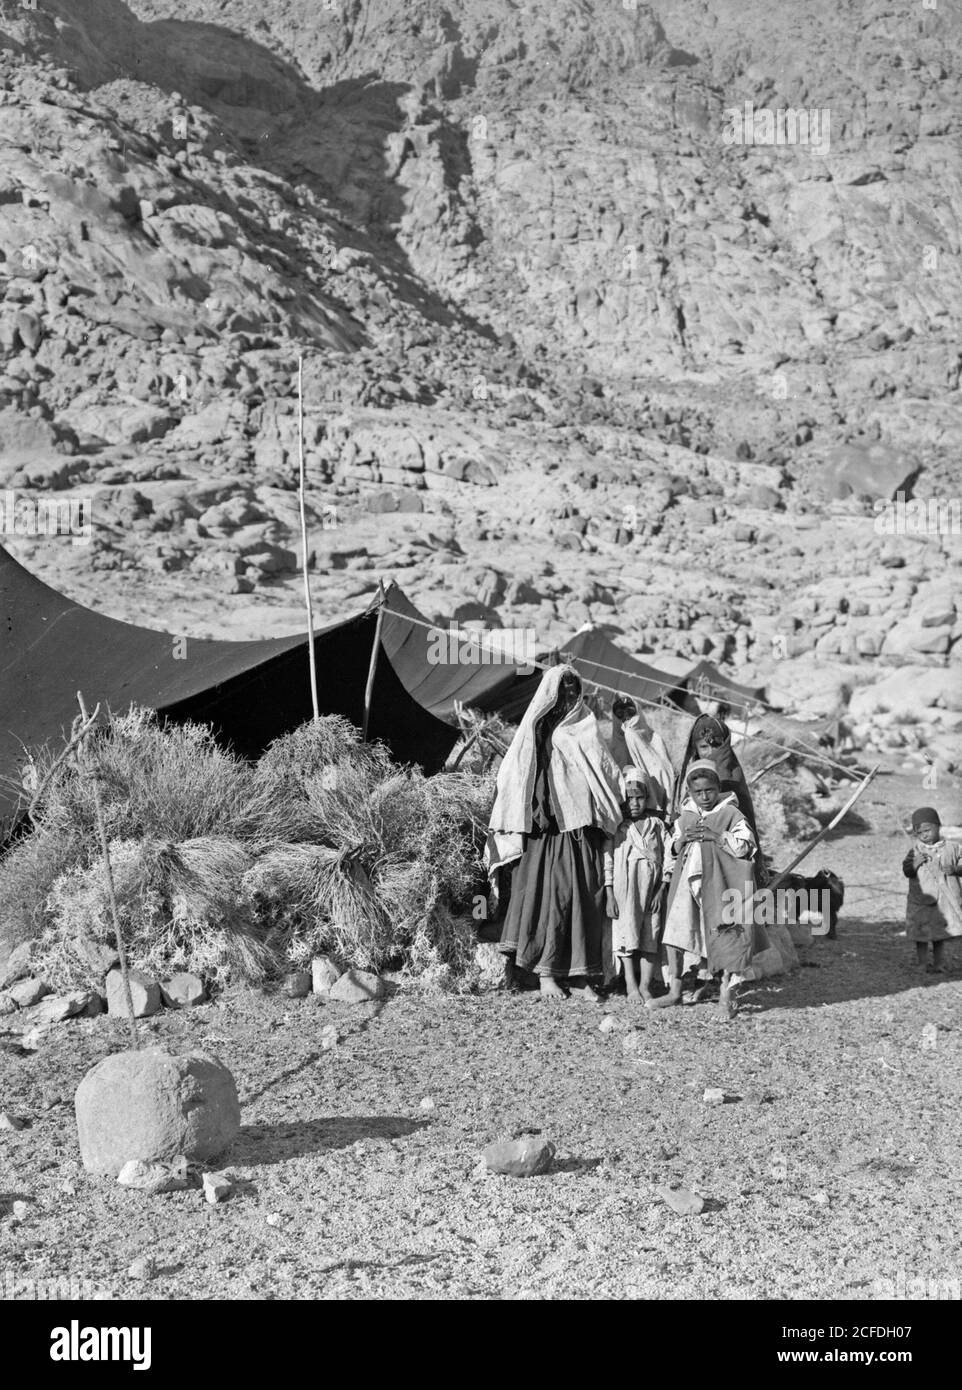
[499,825,607,978]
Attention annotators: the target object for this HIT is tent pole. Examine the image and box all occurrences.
[363,579,386,743]
[757,763,880,900]
[297,354,320,722]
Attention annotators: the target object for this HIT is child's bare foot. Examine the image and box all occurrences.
[626,989,645,1006]
[647,980,682,1009]
[539,977,567,1001]
[716,984,735,1021]
[571,980,602,1003]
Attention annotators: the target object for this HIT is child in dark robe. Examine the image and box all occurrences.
[902,806,962,972]
[674,712,767,884]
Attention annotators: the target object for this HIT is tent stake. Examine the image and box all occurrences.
[297,354,320,723]
[76,693,138,1050]
[362,580,386,743]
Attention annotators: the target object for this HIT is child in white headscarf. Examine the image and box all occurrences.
[604,767,669,1004]
[486,665,624,1001]
[903,807,962,972]
[609,697,677,814]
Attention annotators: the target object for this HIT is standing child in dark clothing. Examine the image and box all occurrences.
[902,807,962,972]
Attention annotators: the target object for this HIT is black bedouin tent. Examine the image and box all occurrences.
[645,654,766,719]
[0,546,458,833]
[554,626,679,709]
[379,582,538,724]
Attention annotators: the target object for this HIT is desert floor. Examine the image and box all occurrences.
[2,766,961,1301]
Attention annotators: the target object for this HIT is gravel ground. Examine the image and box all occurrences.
[2,767,961,1301]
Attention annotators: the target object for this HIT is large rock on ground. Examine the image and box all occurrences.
[106,968,161,1018]
[0,942,33,989]
[328,968,385,1003]
[75,1048,240,1176]
[160,973,206,1009]
[483,1137,556,1177]
[311,956,341,995]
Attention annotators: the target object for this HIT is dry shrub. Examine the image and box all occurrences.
[35,836,276,990]
[753,772,821,869]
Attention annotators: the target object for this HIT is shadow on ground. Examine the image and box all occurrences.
[228,1114,429,1165]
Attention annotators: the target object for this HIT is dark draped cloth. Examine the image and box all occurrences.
[498,724,607,978]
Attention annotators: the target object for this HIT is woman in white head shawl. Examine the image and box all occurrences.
[486,665,624,1000]
[609,697,676,814]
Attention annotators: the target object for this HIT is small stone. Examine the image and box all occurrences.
[0,942,33,989]
[202,1171,232,1205]
[284,970,312,999]
[0,1111,26,1131]
[0,995,16,1017]
[160,973,206,1009]
[598,1014,621,1033]
[328,968,385,1004]
[311,956,341,995]
[483,1137,556,1177]
[106,968,161,1019]
[265,1213,281,1227]
[657,1184,705,1216]
[127,1255,158,1281]
[11,1199,29,1221]
[117,1156,189,1194]
[419,1096,436,1112]
[21,990,96,1027]
[622,1031,647,1054]
[319,1023,338,1051]
[7,977,48,1008]
[703,1087,727,1106]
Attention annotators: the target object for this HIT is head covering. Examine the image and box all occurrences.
[673,710,760,846]
[911,807,941,832]
[623,766,648,789]
[486,664,624,873]
[686,758,721,785]
[609,705,677,812]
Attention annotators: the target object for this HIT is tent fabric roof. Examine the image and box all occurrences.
[646,654,766,717]
[554,627,676,709]
[0,547,457,832]
[379,582,526,724]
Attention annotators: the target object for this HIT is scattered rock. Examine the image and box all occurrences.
[328,968,385,1004]
[702,1087,728,1106]
[0,942,33,989]
[0,995,16,1017]
[202,1171,233,1205]
[118,1157,189,1195]
[160,973,206,1009]
[106,968,161,1019]
[127,1254,158,1281]
[0,1111,26,1131]
[598,1014,622,1033]
[20,990,98,1028]
[483,1136,556,1177]
[318,1023,338,1051]
[75,1047,240,1176]
[311,956,341,995]
[657,1184,705,1217]
[419,1096,437,1113]
[6,977,49,1008]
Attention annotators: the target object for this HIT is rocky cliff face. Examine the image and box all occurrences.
[1,0,960,766]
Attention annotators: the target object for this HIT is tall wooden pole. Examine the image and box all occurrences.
[297,355,320,722]
[77,693,138,1049]
[362,580,386,743]
[759,764,880,899]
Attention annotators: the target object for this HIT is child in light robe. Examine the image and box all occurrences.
[653,760,765,1020]
[604,767,669,1004]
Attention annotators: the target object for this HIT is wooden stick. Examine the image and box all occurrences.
[362,580,385,743]
[760,763,880,899]
[26,703,101,821]
[77,693,138,1049]
[748,750,792,786]
[297,354,320,723]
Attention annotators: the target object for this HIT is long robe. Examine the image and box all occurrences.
[903,839,962,941]
[662,793,767,973]
[604,815,669,957]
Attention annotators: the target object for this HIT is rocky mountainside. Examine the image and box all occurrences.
[1,0,960,768]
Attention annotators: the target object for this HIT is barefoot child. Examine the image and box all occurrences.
[653,760,764,1020]
[604,768,669,1004]
[903,807,962,972]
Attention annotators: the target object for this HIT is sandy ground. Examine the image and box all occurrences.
[2,766,961,1302]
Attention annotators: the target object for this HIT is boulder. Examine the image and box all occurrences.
[311,956,341,995]
[284,970,312,999]
[328,969,385,1004]
[106,968,161,1019]
[20,991,98,1028]
[160,973,206,1009]
[0,942,33,989]
[7,977,49,1008]
[75,940,120,977]
[75,1048,240,1176]
[658,1184,705,1216]
[483,1136,556,1177]
[202,1171,233,1205]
